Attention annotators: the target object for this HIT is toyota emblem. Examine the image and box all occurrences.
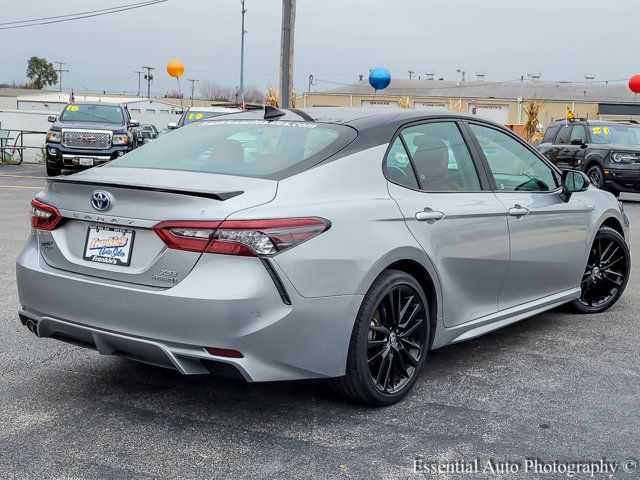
[91,191,111,211]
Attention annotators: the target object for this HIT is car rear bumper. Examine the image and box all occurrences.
[16,237,362,381]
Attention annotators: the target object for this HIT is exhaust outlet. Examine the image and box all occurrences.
[26,319,38,336]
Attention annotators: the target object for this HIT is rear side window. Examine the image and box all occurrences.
[555,125,573,144]
[384,137,419,189]
[398,122,482,191]
[108,120,356,178]
[542,125,560,143]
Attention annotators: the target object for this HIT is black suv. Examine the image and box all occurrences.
[538,119,640,196]
[45,102,140,176]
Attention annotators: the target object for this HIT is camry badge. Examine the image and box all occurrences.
[91,191,111,211]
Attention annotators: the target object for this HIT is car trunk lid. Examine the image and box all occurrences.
[36,167,277,287]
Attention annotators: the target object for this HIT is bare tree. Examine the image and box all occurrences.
[199,80,234,102]
[243,85,264,104]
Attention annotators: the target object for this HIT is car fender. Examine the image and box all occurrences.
[354,244,444,324]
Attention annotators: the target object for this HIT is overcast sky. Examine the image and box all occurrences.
[1,0,639,96]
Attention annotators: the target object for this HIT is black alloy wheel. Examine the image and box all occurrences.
[587,165,604,189]
[572,226,630,313]
[333,270,430,406]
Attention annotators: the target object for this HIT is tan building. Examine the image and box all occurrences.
[299,79,640,128]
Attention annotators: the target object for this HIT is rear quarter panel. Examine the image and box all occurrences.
[227,145,439,300]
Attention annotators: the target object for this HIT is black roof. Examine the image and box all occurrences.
[221,107,501,132]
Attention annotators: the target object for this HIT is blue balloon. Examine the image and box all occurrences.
[369,68,391,90]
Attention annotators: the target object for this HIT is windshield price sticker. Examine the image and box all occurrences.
[592,127,611,135]
[188,113,205,120]
[66,105,79,111]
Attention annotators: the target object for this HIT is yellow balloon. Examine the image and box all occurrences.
[166,60,185,78]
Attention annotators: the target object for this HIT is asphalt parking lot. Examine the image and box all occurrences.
[1,163,639,480]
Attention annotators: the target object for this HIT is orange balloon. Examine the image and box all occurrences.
[166,60,185,78]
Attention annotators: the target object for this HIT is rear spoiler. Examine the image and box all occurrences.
[50,177,243,201]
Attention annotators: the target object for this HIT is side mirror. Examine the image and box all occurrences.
[167,122,177,129]
[129,119,140,127]
[560,169,590,202]
[47,115,57,123]
[570,138,585,146]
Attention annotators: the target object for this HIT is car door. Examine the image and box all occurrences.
[555,124,588,170]
[552,124,575,169]
[466,122,589,310]
[385,120,510,327]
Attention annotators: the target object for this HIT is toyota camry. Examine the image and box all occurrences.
[16,107,630,405]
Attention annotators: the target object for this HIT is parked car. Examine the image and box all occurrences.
[167,106,242,129]
[140,124,159,137]
[136,130,155,146]
[18,108,630,406]
[45,102,140,176]
[538,119,640,196]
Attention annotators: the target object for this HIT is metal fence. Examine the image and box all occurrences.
[0,128,48,165]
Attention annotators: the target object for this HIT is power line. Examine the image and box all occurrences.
[0,0,167,30]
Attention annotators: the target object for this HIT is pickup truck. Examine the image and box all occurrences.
[45,102,140,176]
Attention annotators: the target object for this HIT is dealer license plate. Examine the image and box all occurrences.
[83,226,135,267]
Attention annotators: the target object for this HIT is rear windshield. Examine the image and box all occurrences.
[107,119,357,178]
[60,104,124,124]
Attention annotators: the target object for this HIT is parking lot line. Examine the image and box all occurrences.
[0,174,47,179]
[0,185,42,189]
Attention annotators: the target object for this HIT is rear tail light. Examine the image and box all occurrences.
[153,221,221,252]
[154,217,330,256]
[31,199,63,231]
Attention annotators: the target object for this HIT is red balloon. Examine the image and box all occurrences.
[629,74,640,94]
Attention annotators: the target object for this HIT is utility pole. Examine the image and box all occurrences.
[307,74,314,92]
[135,71,143,96]
[187,79,199,107]
[54,62,69,91]
[142,66,154,98]
[239,0,247,106]
[279,0,296,108]
[408,70,414,80]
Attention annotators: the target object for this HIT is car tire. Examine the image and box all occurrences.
[586,165,604,189]
[571,226,630,314]
[46,161,61,177]
[332,270,430,406]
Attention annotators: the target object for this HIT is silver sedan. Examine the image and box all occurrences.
[16,108,630,405]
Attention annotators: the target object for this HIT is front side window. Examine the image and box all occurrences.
[570,125,587,144]
[60,104,124,124]
[469,123,559,192]
[395,122,481,191]
[108,119,355,178]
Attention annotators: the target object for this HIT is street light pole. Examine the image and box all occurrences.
[187,79,199,107]
[142,66,154,98]
[279,0,296,108]
[239,0,247,106]
[135,71,142,97]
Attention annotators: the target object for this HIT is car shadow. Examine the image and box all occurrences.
[56,308,569,418]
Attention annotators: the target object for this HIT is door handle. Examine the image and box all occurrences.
[508,205,530,217]
[415,209,445,222]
